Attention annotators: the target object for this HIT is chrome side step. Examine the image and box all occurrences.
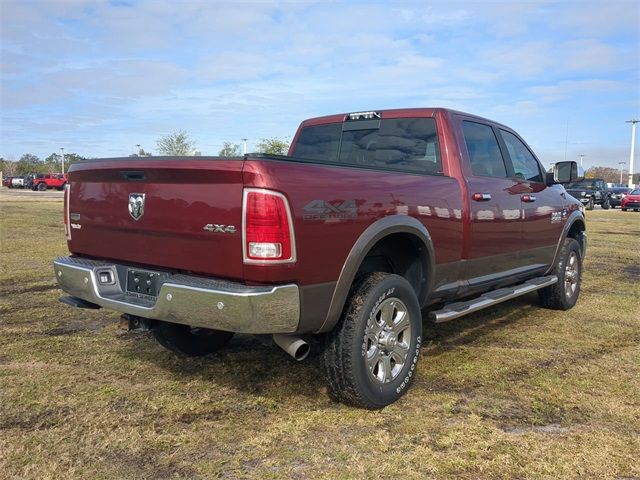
[429,275,558,323]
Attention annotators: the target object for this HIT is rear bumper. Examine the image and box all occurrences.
[53,256,300,334]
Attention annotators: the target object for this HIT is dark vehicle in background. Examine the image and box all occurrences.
[609,187,632,208]
[32,173,68,191]
[53,108,587,408]
[23,174,36,190]
[621,189,640,211]
[566,178,610,210]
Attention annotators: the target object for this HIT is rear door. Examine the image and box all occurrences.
[460,120,526,287]
[498,129,564,270]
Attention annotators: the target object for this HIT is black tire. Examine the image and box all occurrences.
[321,273,422,409]
[621,208,627,212]
[601,197,610,210]
[538,238,582,310]
[56,183,66,191]
[586,197,594,210]
[153,321,234,357]
[37,183,47,191]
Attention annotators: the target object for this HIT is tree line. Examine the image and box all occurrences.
[585,166,640,185]
[1,132,290,177]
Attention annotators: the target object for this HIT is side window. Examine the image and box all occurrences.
[500,130,543,183]
[462,121,507,178]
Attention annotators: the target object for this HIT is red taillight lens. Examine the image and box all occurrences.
[64,183,71,240]
[243,189,295,262]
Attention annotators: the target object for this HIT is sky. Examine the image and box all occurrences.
[1,0,639,170]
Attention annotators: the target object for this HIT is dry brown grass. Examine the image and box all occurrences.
[1,198,639,479]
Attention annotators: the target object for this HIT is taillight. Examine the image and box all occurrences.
[64,183,71,240]
[243,188,295,263]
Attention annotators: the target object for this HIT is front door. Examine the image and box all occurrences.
[497,128,565,270]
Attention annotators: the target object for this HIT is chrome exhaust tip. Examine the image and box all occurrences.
[272,334,310,361]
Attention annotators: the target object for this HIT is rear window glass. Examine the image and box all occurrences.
[292,118,442,174]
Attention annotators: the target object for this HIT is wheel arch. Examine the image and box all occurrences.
[547,211,587,274]
[316,215,435,333]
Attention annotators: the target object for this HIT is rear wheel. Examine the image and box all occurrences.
[321,273,422,409]
[622,208,628,211]
[37,183,46,191]
[153,321,234,356]
[538,238,582,310]
[601,197,610,210]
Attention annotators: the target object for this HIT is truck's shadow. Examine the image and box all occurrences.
[117,293,539,401]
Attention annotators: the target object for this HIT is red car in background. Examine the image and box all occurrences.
[620,189,640,211]
[2,176,12,188]
[32,173,68,191]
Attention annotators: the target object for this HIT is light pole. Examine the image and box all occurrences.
[60,147,65,174]
[618,162,626,185]
[626,119,638,187]
[241,138,248,155]
[136,144,141,156]
[578,154,585,167]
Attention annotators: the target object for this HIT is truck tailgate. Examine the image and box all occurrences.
[67,158,245,280]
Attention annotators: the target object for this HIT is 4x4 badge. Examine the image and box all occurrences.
[128,193,145,221]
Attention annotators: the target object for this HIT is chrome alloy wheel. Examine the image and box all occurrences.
[364,297,412,384]
[564,251,579,299]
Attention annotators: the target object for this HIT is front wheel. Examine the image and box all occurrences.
[601,197,610,210]
[153,321,234,356]
[321,273,422,409]
[538,238,582,310]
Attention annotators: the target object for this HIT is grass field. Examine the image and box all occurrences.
[1,196,639,479]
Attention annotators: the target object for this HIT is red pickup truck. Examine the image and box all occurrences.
[54,108,587,408]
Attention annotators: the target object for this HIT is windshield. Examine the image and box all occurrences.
[631,189,640,195]
[292,118,442,174]
[567,180,597,189]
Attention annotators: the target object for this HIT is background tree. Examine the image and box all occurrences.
[218,141,241,157]
[0,158,17,176]
[129,147,152,157]
[585,166,628,184]
[156,131,199,156]
[255,137,290,155]
[44,152,86,172]
[15,153,43,175]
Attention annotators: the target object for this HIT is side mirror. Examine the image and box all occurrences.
[548,161,584,184]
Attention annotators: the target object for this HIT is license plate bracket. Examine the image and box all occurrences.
[126,269,164,300]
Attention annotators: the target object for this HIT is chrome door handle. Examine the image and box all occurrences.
[521,194,536,202]
[472,193,492,201]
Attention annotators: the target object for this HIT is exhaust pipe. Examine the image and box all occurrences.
[273,334,310,361]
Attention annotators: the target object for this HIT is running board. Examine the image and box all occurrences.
[429,275,558,323]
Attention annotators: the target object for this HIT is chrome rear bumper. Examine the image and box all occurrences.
[53,256,300,334]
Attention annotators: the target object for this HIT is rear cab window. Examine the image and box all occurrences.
[291,117,442,175]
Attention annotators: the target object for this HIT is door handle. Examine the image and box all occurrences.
[472,193,492,201]
[521,194,536,202]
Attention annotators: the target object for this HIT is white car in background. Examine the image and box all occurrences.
[11,177,25,188]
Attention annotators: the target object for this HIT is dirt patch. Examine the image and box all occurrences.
[178,408,227,423]
[0,280,59,295]
[502,423,571,435]
[43,317,112,336]
[622,265,640,279]
[0,407,71,431]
